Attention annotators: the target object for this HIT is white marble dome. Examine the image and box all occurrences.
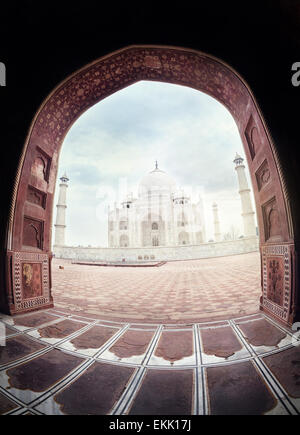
[138,167,177,198]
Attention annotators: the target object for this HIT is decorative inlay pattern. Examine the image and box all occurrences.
[22,263,43,299]
[32,47,249,149]
[262,244,291,322]
[12,251,50,312]
[267,258,284,306]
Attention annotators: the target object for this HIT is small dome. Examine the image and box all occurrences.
[138,166,176,198]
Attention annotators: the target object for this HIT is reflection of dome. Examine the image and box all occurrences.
[138,165,176,197]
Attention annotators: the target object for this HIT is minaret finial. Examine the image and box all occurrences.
[155,160,158,170]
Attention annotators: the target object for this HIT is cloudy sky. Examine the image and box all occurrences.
[52,80,257,247]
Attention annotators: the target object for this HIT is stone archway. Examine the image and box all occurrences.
[4,45,296,326]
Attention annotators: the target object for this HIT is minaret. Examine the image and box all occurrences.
[212,202,222,242]
[233,153,256,237]
[54,173,69,246]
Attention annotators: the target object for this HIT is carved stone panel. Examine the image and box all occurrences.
[30,147,51,183]
[266,257,284,306]
[23,217,44,249]
[27,185,47,208]
[262,244,291,323]
[22,262,43,299]
[255,159,271,191]
[262,197,281,241]
[12,251,51,313]
[245,115,260,160]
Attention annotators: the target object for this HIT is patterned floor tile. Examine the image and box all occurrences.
[0,391,20,414]
[148,330,195,366]
[0,335,47,366]
[41,362,135,415]
[27,319,88,344]
[128,369,194,415]
[100,329,155,364]
[200,325,250,364]
[59,324,120,356]
[205,360,278,415]
[1,349,85,404]
[237,318,291,354]
[263,346,300,405]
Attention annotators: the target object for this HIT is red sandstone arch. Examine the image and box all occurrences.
[4,45,296,326]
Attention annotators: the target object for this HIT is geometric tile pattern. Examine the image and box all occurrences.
[1,309,299,415]
[51,252,261,323]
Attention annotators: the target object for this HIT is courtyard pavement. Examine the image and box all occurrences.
[51,252,261,323]
[2,252,299,416]
[0,308,299,415]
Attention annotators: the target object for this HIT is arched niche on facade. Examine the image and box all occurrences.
[119,234,129,248]
[4,45,297,325]
[178,231,190,245]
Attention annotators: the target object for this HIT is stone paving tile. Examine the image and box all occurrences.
[2,324,20,338]
[58,324,121,356]
[100,329,155,364]
[128,369,194,415]
[108,330,154,359]
[198,321,229,328]
[263,346,300,398]
[70,325,119,350]
[0,335,47,366]
[28,319,87,344]
[200,326,243,359]
[52,362,135,415]
[149,330,195,366]
[0,392,19,414]
[12,312,58,328]
[4,349,85,403]
[205,361,278,415]
[237,318,289,352]
[51,252,261,323]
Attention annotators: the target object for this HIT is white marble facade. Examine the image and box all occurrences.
[108,164,206,248]
[54,236,259,262]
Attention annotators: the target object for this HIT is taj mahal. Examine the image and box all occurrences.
[108,162,206,248]
[53,154,259,262]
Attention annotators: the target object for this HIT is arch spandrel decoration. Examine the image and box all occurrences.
[5,45,297,324]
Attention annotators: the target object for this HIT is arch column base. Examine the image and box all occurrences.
[3,250,54,316]
[260,243,296,327]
